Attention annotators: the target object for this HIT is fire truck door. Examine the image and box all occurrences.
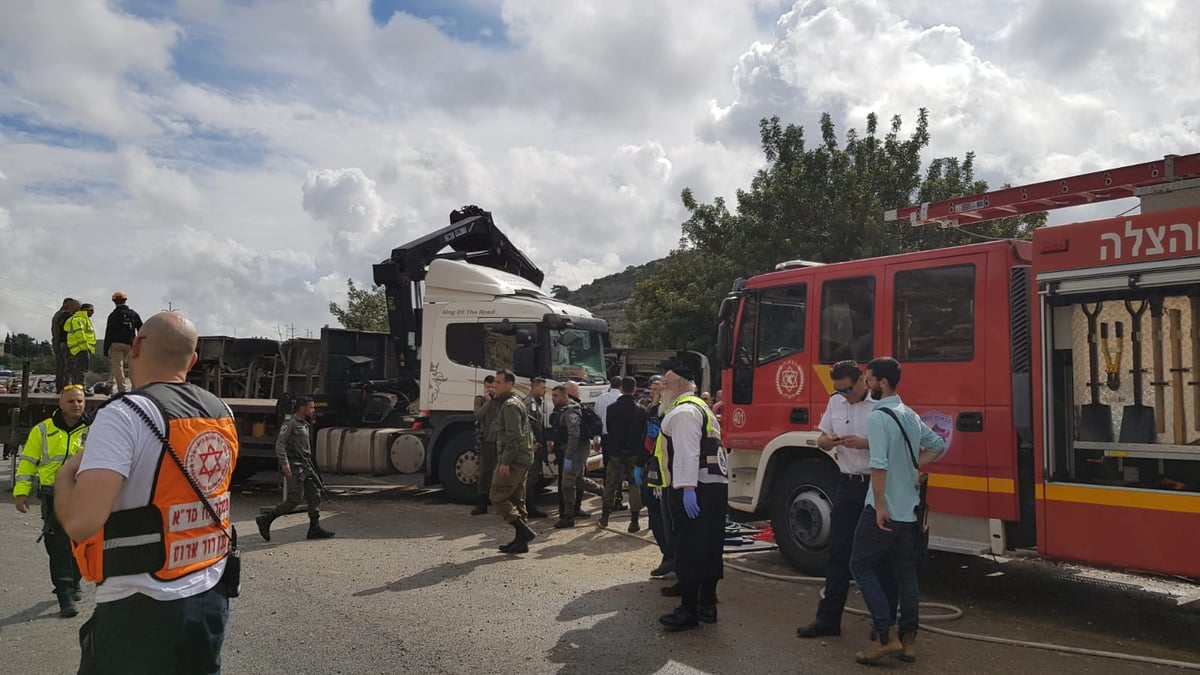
[748,282,814,442]
[884,253,1004,520]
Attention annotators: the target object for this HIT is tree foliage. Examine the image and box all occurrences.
[629,110,1044,357]
[329,279,389,333]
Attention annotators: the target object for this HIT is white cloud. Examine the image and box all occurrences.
[0,0,1198,342]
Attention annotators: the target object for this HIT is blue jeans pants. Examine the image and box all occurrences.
[849,505,920,639]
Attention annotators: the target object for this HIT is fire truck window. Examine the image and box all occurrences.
[445,324,484,367]
[757,284,807,365]
[819,277,875,363]
[893,265,976,361]
[735,294,759,366]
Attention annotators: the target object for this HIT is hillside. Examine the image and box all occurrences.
[553,260,660,346]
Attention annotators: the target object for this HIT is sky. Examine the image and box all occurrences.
[1,0,1198,341]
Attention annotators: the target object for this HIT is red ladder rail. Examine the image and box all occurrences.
[885,153,1200,227]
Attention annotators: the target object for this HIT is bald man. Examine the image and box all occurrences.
[12,386,88,618]
[55,312,240,674]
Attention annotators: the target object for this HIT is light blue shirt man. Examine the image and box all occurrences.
[864,396,945,522]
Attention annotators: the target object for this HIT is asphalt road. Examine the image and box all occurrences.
[2,467,1199,674]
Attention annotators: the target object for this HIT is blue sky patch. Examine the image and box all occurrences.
[0,114,118,153]
[370,0,508,45]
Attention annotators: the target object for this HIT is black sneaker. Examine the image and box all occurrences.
[659,606,700,632]
[58,597,78,619]
[649,563,674,579]
[660,583,682,597]
[796,621,841,638]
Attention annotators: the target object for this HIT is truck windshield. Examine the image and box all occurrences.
[549,329,607,383]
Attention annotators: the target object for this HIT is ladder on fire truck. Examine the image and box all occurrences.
[885,152,1200,226]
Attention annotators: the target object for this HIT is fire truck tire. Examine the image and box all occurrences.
[437,430,480,505]
[770,458,839,576]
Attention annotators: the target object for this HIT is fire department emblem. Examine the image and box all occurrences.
[186,430,233,495]
[731,408,746,428]
[921,411,954,454]
[774,360,805,400]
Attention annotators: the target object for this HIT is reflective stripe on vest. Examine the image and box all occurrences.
[72,383,239,584]
[646,395,724,488]
[13,418,87,497]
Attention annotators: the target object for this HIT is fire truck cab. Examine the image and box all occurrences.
[716,241,1034,574]
[717,153,1200,577]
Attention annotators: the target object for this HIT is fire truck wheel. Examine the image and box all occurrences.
[437,430,481,505]
[770,458,839,576]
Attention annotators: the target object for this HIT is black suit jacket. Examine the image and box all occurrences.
[604,394,647,458]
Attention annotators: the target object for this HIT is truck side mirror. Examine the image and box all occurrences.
[515,328,535,346]
[716,320,732,366]
[513,346,537,377]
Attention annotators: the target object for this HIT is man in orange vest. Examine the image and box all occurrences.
[54,312,239,674]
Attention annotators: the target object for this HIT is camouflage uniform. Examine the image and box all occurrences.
[488,391,534,523]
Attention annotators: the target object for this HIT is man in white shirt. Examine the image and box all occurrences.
[55,312,238,674]
[796,360,896,639]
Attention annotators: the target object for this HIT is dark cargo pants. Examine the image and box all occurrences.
[40,493,82,599]
[477,440,498,498]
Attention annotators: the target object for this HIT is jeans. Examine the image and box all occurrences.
[642,483,675,568]
[815,476,896,628]
[79,585,229,675]
[850,506,920,638]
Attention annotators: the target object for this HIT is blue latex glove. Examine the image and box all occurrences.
[633,467,644,486]
[563,459,574,474]
[646,421,660,439]
[683,488,700,519]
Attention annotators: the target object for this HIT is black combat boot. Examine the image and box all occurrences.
[598,505,611,528]
[470,496,490,516]
[553,502,576,529]
[255,513,276,542]
[499,522,521,553]
[307,518,335,540]
[628,509,641,533]
[504,519,537,554]
[57,593,78,619]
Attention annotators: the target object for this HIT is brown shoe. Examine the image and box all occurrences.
[855,626,902,665]
[899,633,917,663]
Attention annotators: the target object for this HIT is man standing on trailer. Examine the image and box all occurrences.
[51,298,79,390]
[489,369,537,554]
[104,291,143,394]
[797,360,897,639]
[851,357,945,664]
[256,396,335,541]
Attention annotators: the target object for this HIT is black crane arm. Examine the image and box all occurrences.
[370,205,545,378]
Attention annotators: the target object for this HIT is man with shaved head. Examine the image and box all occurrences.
[12,385,89,618]
[55,312,240,674]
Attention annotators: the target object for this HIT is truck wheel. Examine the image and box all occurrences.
[436,431,480,504]
[770,458,839,576]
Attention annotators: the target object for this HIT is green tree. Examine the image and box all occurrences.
[329,279,389,332]
[629,110,1044,355]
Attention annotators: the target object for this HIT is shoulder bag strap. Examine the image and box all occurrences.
[117,396,237,548]
[877,406,920,471]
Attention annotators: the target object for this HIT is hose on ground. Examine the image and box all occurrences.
[599,522,1200,671]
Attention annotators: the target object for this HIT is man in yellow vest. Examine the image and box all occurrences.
[64,302,97,387]
[649,366,728,632]
[12,385,89,617]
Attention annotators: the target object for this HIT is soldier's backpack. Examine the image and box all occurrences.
[579,403,603,440]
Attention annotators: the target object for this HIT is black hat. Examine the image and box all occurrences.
[669,365,696,383]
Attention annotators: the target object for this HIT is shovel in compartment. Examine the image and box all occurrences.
[1079,303,1113,442]
[1119,299,1157,444]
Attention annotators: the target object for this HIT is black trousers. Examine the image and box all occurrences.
[668,482,728,585]
[67,351,90,386]
[642,483,675,567]
[40,493,81,598]
[815,475,897,628]
[79,585,229,675]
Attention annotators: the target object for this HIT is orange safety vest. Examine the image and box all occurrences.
[73,383,239,583]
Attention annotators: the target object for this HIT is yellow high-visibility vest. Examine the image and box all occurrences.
[645,395,721,488]
[64,311,96,356]
[13,416,88,497]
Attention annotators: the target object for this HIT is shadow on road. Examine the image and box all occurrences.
[353,554,513,597]
[0,601,58,632]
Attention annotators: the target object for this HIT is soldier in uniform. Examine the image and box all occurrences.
[256,396,335,541]
[551,384,591,529]
[488,370,537,554]
[524,377,552,518]
[471,375,498,515]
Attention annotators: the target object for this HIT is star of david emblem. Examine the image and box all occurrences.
[774,361,805,400]
[198,443,225,481]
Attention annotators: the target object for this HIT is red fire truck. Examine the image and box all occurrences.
[715,153,1200,577]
